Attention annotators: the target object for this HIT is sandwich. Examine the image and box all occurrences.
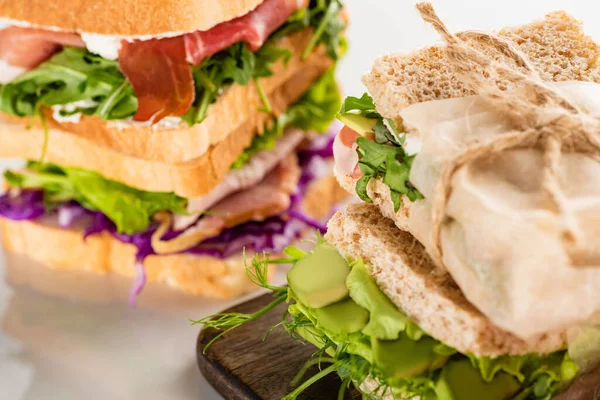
[0,0,349,300]
[199,4,600,399]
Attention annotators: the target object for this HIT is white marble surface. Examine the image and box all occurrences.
[1,0,600,399]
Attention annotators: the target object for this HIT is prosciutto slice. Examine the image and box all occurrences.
[118,37,195,122]
[173,128,305,230]
[0,27,84,69]
[185,0,308,65]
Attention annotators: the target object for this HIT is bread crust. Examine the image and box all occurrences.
[8,29,331,165]
[0,173,346,299]
[0,59,332,198]
[0,0,265,36]
[364,11,600,126]
[325,203,567,357]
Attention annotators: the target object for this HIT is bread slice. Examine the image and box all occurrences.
[0,0,265,36]
[0,55,331,199]
[342,11,600,232]
[0,172,345,299]
[325,203,566,357]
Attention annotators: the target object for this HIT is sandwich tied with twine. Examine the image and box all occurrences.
[395,3,600,338]
[417,2,600,268]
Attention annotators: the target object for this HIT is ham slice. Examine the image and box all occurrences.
[185,0,308,65]
[0,27,84,69]
[118,36,195,123]
[152,153,302,254]
[333,125,361,177]
[173,128,305,230]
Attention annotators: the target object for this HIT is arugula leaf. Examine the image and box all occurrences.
[302,0,345,60]
[339,93,377,115]
[0,48,136,120]
[355,175,373,203]
[5,162,187,234]
[231,67,341,169]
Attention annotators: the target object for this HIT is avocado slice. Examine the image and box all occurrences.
[337,113,378,135]
[287,243,351,309]
[372,334,449,379]
[315,298,369,335]
[435,359,522,400]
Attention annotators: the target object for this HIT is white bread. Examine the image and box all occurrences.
[0,0,265,36]
[0,55,332,199]
[325,203,566,357]
[343,11,600,232]
[0,172,346,299]
[5,29,332,167]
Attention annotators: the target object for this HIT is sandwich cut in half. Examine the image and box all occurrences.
[0,0,349,300]
[199,4,600,399]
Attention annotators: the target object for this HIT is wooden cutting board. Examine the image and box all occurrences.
[196,293,361,400]
[197,294,600,400]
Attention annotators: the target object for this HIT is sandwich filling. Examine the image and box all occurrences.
[0,0,345,125]
[199,241,579,400]
[0,70,343,300]
[335,93,421,211]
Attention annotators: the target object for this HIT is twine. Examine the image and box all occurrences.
[416,2,600,267]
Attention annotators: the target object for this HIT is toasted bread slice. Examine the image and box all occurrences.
[0,171,345,299]
[325,203,566,357]
[0,0,265,36]
[341,11,600,232]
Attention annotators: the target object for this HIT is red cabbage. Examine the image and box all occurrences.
[0,190,46,220]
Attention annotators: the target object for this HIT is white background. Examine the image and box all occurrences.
[1,1,599,399]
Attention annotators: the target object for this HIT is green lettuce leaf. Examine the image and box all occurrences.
[5,162,187,234]
[231,67,341,169]
[347,258,410,340]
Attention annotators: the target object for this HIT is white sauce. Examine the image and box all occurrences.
[0,60,26,83]
[108,116,184,131]
[80,33,121,60]
[51,100,98,123]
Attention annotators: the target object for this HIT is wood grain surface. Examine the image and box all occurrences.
[196,293,361,400]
